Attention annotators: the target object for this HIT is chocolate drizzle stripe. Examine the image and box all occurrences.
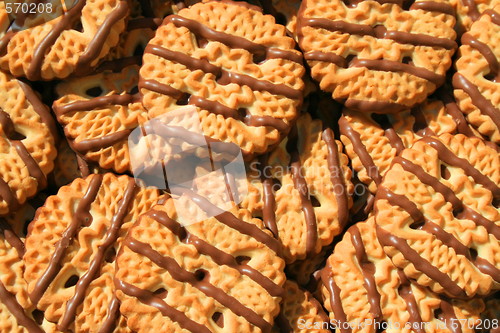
[0,177,18,211]
[349,226,382,318]
[421,136,500,198]
[98,296,121,333]
[76,1,129,70]
[0,280,43,333]
[93,55,142,74]
[54,93,141,116]
[409,1,455,15]
[461,34,499,81]
[258,154,278,237]
[462,0,480,21]
[410,106,436,137]
[147,209,284,297]
[439,299,462,333]
[396,270,425,333]
[145,44,301,99]
[304,51,346,67]
[439,92,476,137]
[290,153,318,257]
[322,128,349,228]
[474,257,500,283]
[344,99,407,113]
[125,237,273,333]
[27,0,87,80]
[338,116,382,185]
[115,278,210,333]
[138,78,184,99]
[12,141,47,191]
[182,189,282,255]
[376,226,465,298]
[0,219,25,258]
[371,114,406,153]
[301,18,457,49]
[30,174,103,305]
[165,15,302,64]
[452,73,500,130]
[58,179,137,331]
[484,9,500,25]
[394,156,500,240]
[71,129,132,153]
[320,265,351,333]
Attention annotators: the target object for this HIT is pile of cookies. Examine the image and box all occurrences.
[0,0,498,332]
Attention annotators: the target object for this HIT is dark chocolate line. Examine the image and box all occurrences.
[344,99,407,113]
[301,18,456,49]
[483,9,500,25]
[0,219,25,258]
[439,91,476,137]
[138,78,184,99]
[98,296,121,333]
[126,237,273,332]
[54,93,141,116]
[12,141,47,191]
[474,257,500,283]
[304,51,347,67]
[410,106,435,137]
[376,226,465,298]
[338,116,382,185]
[371,114,405,154]
[320,265,351,333]
[452,73,500,130]
[396,270,425,333]
[322,128,349,228]
[409,1,455,15]
[461,33,499,82]
[439,299,462,333]
[115,278,211,333]
[30,174,103,304]
[71,129,132,153]
[58,179,137,331]
[147,209,284,297]
[0,177,18,212]
[258,154,278,237]
[461,0,480,21]
[0,280,43,333]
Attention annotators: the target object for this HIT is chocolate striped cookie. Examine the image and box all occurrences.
[23,173,161,332]
[297,0,457,113]
[374,133,500,298]
[449,0,500,35]
[114,192,285,333]
[0,71,57,216]
[0,0,129,80]
[319,218,485,333]
[139,0,305,158]
[453,7,500,144]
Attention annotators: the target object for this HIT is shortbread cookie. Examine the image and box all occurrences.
[53,17,160,174]
[139,0,305,157]
[320,218,484,333]
[23,173,161,332]
[0,0,129,80]
[453,8,500,144]
[115,192,286,333]
[339,95,475,193]
[374,133,500,297]
[297,0,457,112]
[0,71,57,216]
[272,280,330,333]
[243,113,353,263]
[449,0,500,35]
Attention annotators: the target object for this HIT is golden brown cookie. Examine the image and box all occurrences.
[0,0,129,80]
[23,173,161,332]
[339,94,476,193]
[243,112,353,263]
[297,0,457,113]
[52,17,160,173]
[0,71,57,216]
[320,218,485,333]
[139,0,305,157]
[453,8,500,144]
[272,280,330,333]
[114,191,285,333]
[373,133,499,298]
[449,0,500,35]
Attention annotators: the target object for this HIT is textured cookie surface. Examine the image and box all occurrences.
[23,173,161,332]
[272,280,329,333]
[0,71,57,216]
[297,0,457,112]
[320,218,485,333]
[243,112,353,263]
[339,95,475,193]
[449,0,500,35]
[115,192,286,333]
[373,133,500,297]
[453,8,500,144]
[0,0,128,80]
[139,0,305,157]
[52,17,160,173]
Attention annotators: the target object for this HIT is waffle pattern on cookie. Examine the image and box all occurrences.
[374,133,500,297]
[139,0,305,157]
[115,193,285,333]
[23,173,161,332]
[0,0,129,80]
[243,113,353,263]
[453,7,500,144]
[297,0,457,112]
[320,218,485,333]
[0,71,57,216]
